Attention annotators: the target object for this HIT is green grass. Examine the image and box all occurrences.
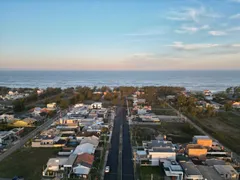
[187,112,240,154]
[0,147,60,180]
[140,166,165,180]
[132,122,203,145]
[151,109,177,116]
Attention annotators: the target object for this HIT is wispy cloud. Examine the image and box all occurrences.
[208,31,227,36]
[167,6,222,23]
[227,26,240,31]
[175,24,209,34]
[230,13,240,19]
[168,42,240,51]
[168,42,220,50]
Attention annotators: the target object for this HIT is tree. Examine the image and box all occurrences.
[224,102,232,111]
[59,100,69,109]
[206,106,215,117]
[104,93,113,101]
[13,99,25,112]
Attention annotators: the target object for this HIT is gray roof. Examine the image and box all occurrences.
[64,154,78,167]
[151,147,174,152]
[145,140,173,149]
[180,161,203,176]
[197,165,224,180]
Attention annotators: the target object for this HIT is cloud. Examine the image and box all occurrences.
[208,31,227,36]
[227,26,240,31]
[175,24,209,34]
[230,13,240,19]
[168,42,240,51]
[168,42,220,50]
[167,6,222,23]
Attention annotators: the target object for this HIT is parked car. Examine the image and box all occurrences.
[105,166,110,173]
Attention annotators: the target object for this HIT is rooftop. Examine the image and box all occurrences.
[150,147,174,152]
[214,165,238,175]
[193,136,211,140]
[74,153,94,168]
[197,165,224,180]
[180,161,203,176]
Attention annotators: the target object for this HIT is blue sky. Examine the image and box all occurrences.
[0,0,240,70]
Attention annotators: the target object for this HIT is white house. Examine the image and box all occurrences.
[232,102,240,109]
[90,102,102,109]
[161,160,183,180]
[47,102,57,110]
[73,143,95,155]
[42,157,68,177]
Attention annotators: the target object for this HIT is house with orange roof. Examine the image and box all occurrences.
[72,153,94,178]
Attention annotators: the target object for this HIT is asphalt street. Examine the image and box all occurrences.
[104,107,134,180]
[122,109,134,180]
[0,110,67,162]
[104,107,122,180]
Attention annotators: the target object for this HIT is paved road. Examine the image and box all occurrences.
[122,108,134,180]
[0,110,66,162]
[104,107,122,180]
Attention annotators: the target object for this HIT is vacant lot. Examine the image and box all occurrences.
[151,109,177,116]
[0,148,60,180]
[189,112,240,154]
[131,122,202,146]
[140,166,165,180]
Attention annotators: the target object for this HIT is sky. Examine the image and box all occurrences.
[0,0,240,70]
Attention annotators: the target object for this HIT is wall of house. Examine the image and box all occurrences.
[197,139,212,147]
[149,152,176,166]
[187,149,207,158]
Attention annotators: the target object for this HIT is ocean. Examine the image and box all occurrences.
[0,70,239,92]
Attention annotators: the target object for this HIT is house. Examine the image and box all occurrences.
[42,157,68,178]
[37,89,44,95]
[73,143,96,155]
[0,131,15,146]
[0,114,14,122]
[140,140,176,166]
[180,161,204,180]
[186,144,207,159]
[63,154,78,177]
[193,136,212,148]
[80,135,99,147]
[47,102,57,110]
[232,102,240,109]
[10,128,24,136]
[214,165,239,180]
[161,159,183,180]
[197,165,224,180]
[72,153,94,178]
[90,102,102,109]
[33,107,42,115]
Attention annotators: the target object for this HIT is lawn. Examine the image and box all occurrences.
[188,112,240,154]
[151,109,177,116]
[131,122,202,146]
[140,166,165,180]
[0,147,60,180]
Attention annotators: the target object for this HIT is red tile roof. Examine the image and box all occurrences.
[75,153,94,166]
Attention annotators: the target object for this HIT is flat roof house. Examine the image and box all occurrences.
[193,136,212,148]
[42,157,68,178]
[180,161,204,180]
[161,159,183,180]
[214,165,239,180]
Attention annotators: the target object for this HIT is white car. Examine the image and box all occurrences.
[105,166,110,173]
